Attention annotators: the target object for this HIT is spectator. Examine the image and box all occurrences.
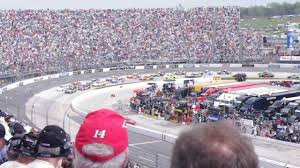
[171,121,258,168]
[8,122,26,136]
[74,109,128,168]
[0,124,8,165]
[1,132,38,167]
[25,125,71,168]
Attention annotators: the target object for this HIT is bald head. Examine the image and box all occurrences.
[171,121,258,168]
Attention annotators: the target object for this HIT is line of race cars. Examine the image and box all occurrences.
[56,76,126,94]
[56,70,300,94]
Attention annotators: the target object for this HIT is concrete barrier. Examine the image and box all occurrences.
[135,66,145,70]
[103,68,110,72]
[209,64,222,68]
[229,64,242,68]
[280,64,298,69]
[254,64,269,68]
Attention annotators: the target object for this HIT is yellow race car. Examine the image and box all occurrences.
[164,73,177,81]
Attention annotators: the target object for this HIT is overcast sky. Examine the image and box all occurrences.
[0,0,299,9]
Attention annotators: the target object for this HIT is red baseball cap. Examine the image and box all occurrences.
[75,109,128,162]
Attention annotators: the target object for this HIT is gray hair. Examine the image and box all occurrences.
[74,143,128,168]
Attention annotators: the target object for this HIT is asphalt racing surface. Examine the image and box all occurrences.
[1,67,299,168]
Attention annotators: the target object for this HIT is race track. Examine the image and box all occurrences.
[1,67,300,168]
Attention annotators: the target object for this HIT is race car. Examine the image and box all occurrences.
[78,84,91,91]
[56,85,69,92]
[185,72,202,78]
[92,80,107,88]
[153,71,165,77]
[127,73,139,79]
[258,72,274,78]
[64,88,77,94]
[204,70,214,76]
[232,73,247,82]
[287,74,300,79]
[139,75,154,81]
[174,71,185,75]
[106,76,119,83]
[164,73,176,81]
[217,70,231,75]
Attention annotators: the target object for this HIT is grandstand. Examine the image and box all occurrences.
[0,7,263,76]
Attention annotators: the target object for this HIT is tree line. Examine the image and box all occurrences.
[241,2,300,18]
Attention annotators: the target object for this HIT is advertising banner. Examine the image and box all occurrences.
[209,64,222,68]
[268,64,280,68]
[183,64,194,68]
[242,64,254,68]
[96,68,103,73]
[59,72,69,77]
[135,66,144,70]
[85,70,93,74]
[125,66,136,70]
[73,71,81,75]
[49,74,59,79]
[254,64,268,68]
[287,31,294,48]
[157,65,166,69]
[229,64,242,68]
[279,56,292,61]
[33,77,44,82]
[103,68,110,72]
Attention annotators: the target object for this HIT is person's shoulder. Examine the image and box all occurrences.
[0,161,26,168]
[25,159,54,168]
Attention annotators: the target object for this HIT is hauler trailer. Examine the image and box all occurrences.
[234,95,253,110]
[261,90,300,103]
[263,96,300,119]
[213,93,240,108]
[241,90,300,118]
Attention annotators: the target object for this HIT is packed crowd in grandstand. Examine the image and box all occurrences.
[0,8,263,75]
